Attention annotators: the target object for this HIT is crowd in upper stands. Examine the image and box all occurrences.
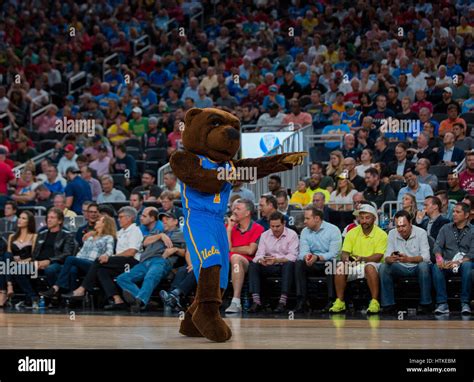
[0,0,473,315]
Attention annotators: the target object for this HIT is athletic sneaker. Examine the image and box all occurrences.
[225,301,242,314]
[434,303,450,314]
[367,299,380,314]
[461,303,471,315]
[159,290,182,310]
[329,298,346,313]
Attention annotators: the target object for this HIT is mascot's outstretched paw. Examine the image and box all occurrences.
[191,266,232,342]
[280,152,307,166]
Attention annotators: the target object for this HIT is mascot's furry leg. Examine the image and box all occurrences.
[180,288,230,340]
[190,266,231,342]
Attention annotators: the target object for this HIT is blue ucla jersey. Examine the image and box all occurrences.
[180,155,234,217]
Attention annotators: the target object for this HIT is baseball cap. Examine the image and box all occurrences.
[98,144,108,152]
[92,134,102,143]
[344,102,355,109]
[0,147,8,155]
[64,144,75,152]
[269,84,278,92]
[66,166,81,175]
[159,211,177,220]
[132,106,142,114]
[425,75,436,80]
[353,203,378,219]
[149,116,158,125]
[338,170,349,179]
[330,110,340,116]
[268,102,279,110]
[443,87,453,94]
[239,73,248,81]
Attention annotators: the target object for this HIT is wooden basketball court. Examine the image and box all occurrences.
[0,312,473,349]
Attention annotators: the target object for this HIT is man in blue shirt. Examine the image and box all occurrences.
[139,81,158,111]
[341,102,362,129]
[321,111,350,149]
[446,54,463,77]
[262,85,286,111]
[104,67,124,93]
[398,168,433,210]
[295,206,342,312]
[139,206,164,236]
[95,82,120,111]
[64,167,93,215]
[180,77,200,103]
[149,62,172,93]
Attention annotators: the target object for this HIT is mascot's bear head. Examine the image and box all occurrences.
[182,108,241,163]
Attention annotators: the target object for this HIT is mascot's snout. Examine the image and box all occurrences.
[226,127,240,141]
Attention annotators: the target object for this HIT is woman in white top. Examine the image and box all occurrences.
[359,69,376,94]
[329,177,358,211]
[356,148,374,177]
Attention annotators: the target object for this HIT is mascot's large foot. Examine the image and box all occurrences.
[179,298,202,337]
[191,266,232,342]
[179,288,231,340]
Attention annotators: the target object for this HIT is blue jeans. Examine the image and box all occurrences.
[169,265,197,297]
[56,257,93,291]
[116,257,172,305]
[13,262,62,302]
[432,261,472,304]
[380,262,432,306]
[41,262,63,286]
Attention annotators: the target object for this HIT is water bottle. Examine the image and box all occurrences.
[243,295,250,312]
[379,212,388,230]
[452,253,464,274]
[38,296,46,310]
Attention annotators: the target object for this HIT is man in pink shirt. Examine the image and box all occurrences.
[282,99,312,130]
[89,145,111,178]
[248,211,298,313]
[411,89,433,114]
[459,152,474,195]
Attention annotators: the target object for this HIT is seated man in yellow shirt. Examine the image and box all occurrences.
[289,179,312,207]
[329,203,388,314]
[107,113,131,145]
[307,173,331,202]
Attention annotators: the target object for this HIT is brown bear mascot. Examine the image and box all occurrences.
[170,108,306,342]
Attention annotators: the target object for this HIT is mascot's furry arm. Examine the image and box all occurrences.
[170,150,225,194]
[170,150,307,194]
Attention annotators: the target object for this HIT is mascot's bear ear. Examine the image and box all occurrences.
[185,108,204,127]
